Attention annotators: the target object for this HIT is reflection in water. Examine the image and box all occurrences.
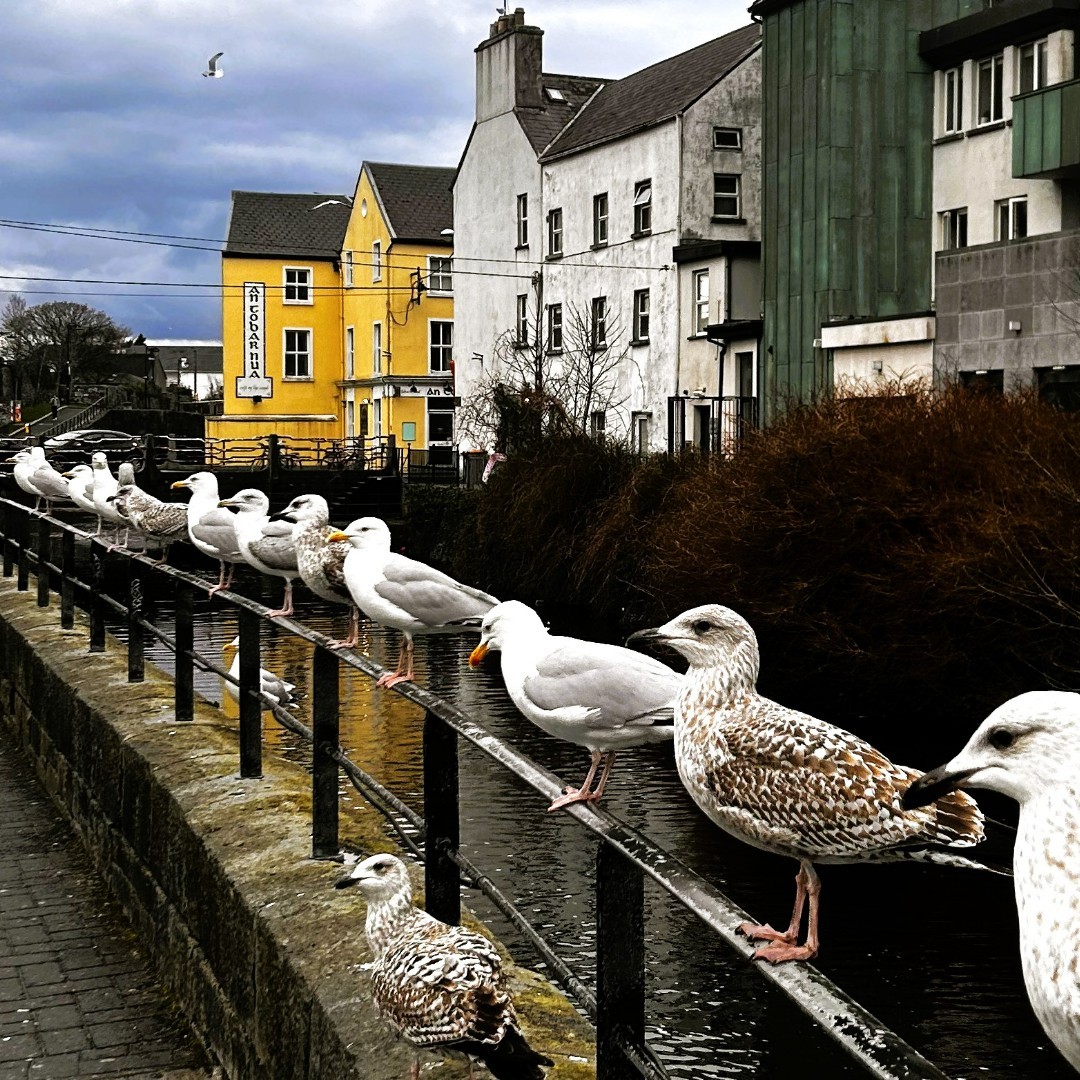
[118,592,1072,1080]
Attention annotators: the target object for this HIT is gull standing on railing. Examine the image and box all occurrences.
[62,463,96,519]
[469,600,679,810]
[627,603,997,964]
[218,488,299,618]
[272,493,362,648]
[111,479,189,565]
[90,452,123,541]
[8,450,70,513]
[326,517,497,688]
[171,472,244,595]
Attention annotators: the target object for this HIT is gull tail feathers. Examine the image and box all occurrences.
[469,1026,553,1080]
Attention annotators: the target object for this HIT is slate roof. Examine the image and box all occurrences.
[516,72,606,154]
[540,23,761,161]
[224,191,352,259]
[364,162,456,244]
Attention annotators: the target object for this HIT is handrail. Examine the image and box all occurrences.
[0,495,952,1080]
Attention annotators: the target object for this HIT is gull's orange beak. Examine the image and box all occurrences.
[468,641,489,668]
[170,480,189,490]
[326,530,349,542]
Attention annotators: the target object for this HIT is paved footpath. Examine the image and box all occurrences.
[0,742,216,1080]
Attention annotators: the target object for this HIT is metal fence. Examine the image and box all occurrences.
[0,496,951,1080]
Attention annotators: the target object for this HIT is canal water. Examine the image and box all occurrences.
[110,578,1067,1080]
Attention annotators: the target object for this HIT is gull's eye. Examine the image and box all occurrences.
[692,620,712,636]
[988,728,1015,750]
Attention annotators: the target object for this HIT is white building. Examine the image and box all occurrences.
[454,8,762,453]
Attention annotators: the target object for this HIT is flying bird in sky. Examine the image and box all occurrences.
[202,52,223,78]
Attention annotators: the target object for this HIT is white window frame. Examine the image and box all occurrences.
[633,180,652,236]
[712,127,743,150]
[633,288,650,343]
[426,255,453,295]
[692,270,710,335]
[547,207,563,257]
[516,193,529,248]
[343,250,354,288]
[429,319,453,374]
[942,66,964,134]
[373,398,382,438]
[976,52,1004,125]
[713,175,741,219]
[283,327,312,379]
[372,321,382,374]
[372,240,382,282]
[345,326,355,379]
[939,207,969,251]
[515,294,529,347]
[590,410,606,439]
[631,411,651,455]
[283,266,313,305]
[591,296,607,350]
[1018,39,1049,94]
[996,196,1028,241]
[593,192,609,247]
[547,303,563,352]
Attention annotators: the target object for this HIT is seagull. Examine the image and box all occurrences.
[627,603,994,963]
[904,690,1080,1070]
[334,853,552,1079]
[272,494,362,648]
[90,452,124,540]
[218,488,299,618]
[171,472,245,595]
[62,463,97,518]
[202,51,223,78]
[326,517,498,688]
[221,638,296,710]
[112,481,188,565]
[8,450,69,512]
[469,600,679,810]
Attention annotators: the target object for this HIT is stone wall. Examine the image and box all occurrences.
[0,577,592,1079]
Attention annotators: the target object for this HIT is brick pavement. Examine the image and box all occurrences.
[0,742,216,1079]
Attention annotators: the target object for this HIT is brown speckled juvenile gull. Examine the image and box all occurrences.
[628,603,992,964]
[334,854,552,1080]
[904,690,1080,1071]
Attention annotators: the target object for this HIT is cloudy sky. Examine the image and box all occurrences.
[1,0,754,341]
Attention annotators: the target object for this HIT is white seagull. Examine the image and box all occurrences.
[469,600,679,810]
[221,638,296,710]
[273,493,362,648]
[8,450,69,512]
[90,452,124,540]
[218,488,299,618]
[326,517,497,688]
[904,690,1080,1071]
[171,472,245,594]
[334,854,551,1079]
[202,51,223,78]
[62,463,97,518]
[627,604,994,964]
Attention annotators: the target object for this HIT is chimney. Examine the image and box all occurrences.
[475,8,543,123]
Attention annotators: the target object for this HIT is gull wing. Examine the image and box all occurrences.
[192,508,242,557]
[374,554,497,628]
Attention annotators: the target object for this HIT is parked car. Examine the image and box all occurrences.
[43,429,142,466]
[44,429,138,449]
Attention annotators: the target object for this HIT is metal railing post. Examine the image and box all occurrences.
[238,606,262,778]
[127,561,144,682]
[36,514,50,607]
[422,710,460,925]
[16,508,29,592]
[596,844,647,1080]
[60,529,75,629]
[311,646,340,858]
[174,583,194,722]
[2,502,13,578]
[89,547,105,652]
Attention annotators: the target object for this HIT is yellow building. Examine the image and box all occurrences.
[210,191,352,451]
[340,162,456,459]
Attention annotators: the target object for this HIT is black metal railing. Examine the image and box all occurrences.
[0,496,951,1080]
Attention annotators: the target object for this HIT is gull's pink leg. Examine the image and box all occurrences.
[208,560,231,596]
[548,750,604,811]
[751,862,821,964]
[589,751,618,800]
[739,861,809,946]
[266,578,294,619]
[328,606,361,650]
[378,637,414,688]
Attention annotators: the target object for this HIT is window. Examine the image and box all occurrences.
[1018,39,1049,93]
[590,410,606,439]
[516,193,529,247]
[713,175,741,219]
[593,192,609,247]
[942,66,963,134]
[547,303,563,352]
[633,180,652,236]
[547,208,563,258]
[631,411,651,455]
[940,207,968,250]
[344,251,354,288]
[345,326,355,379]
[516,294,529,346]
[591,296,607,349]
[712,127,742,150]
[283,267,312,304]
[996,196,1028,240]
[427,399,455,449]
[373,399,382,437]
[372,322,382,374]
[633,289,650,342]
[284,329,311,378]
[692,270,710,334]
[430,320,453,373]
[544,86,566,102]
[427,256,453,294]
[976,53,1004,125]
[372,240,382,281]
